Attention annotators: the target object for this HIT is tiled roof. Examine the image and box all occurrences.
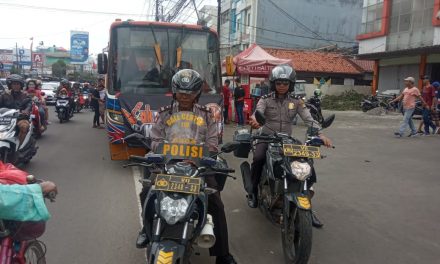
[348,59,374,72]
[264,47,366,75]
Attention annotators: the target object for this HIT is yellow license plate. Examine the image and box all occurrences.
[283,144,321,159]
[155,174,201,195]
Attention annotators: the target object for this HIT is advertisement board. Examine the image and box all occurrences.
[70,31,89,64]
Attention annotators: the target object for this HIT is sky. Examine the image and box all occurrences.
[0,0,218,55]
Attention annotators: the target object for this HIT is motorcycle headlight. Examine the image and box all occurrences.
[290,161,312,181]
[160,195,189,225]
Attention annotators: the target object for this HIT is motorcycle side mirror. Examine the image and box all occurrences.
[321,114,335,129]
[220,142,241,153]
[255,110,266,126]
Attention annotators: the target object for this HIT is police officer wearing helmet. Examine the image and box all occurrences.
[0,74,32,146]
[138,69,237,264]
[248,65,332,227]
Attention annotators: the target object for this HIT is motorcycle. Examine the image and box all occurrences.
[123,131,239,264]
[81,91,90,109]
[55,95,73,123]
[234,111,334,264]
[305,95,335,128]
[0,108,38,166]
[0,163,56,264]
[30,96,46,138]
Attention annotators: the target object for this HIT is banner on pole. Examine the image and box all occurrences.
[70,31,89,64]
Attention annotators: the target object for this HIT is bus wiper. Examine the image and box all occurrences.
[150,26,163,67]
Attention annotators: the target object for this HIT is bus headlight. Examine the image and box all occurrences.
[291,161,312,181]
[107,111,124,123]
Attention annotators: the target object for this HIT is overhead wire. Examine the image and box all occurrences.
[0,2,155,17]
[176,6,357,44]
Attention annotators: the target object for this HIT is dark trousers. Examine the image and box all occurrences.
[139,175,229,257]
[423,108,437,134]
[93,105,100,126]
[223,105,229,123]
[250,142,268,194]
[235,103,244,125]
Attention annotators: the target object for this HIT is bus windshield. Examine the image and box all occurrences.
[108,26,220,96]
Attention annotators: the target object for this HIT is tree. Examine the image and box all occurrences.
[10,65,20,74]
[52,60,67,78]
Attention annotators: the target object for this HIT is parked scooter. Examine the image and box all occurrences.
[0,108,38,165]
[55,95,73,123]
[305,95,335,128]
[235,110,334,264]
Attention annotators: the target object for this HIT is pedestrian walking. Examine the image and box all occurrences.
[222,79,231,124]
[90,86,101,128]
[97,78,106,125]
[419,76,438,135]
[390,77,428,137]
[234,78,245,126]
[432,81,440,131]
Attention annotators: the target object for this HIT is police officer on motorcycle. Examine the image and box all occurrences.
[0,74,32,146]
[248,65,332,227]
[137,69,237,264]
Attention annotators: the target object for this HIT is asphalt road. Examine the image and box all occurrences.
[23,108,440,264]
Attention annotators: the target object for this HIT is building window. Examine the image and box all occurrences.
[360,0,384,34]
[389,0,434,33]
[221,10,229,25]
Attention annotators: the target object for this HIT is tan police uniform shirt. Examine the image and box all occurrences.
[253,92,321,135]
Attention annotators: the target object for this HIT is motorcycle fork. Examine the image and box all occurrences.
[282,178,309,225]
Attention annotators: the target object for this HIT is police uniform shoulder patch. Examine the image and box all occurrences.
[158,105,172,113]
[261,92,275,99]
[195,104,212,113]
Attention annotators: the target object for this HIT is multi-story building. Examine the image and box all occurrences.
[219,0,363,57]
[357,0,440,93]
[199,5,218,30]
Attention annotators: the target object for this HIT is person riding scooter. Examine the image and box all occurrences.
[56,79,75,117]
[26,79,46,129]
[0,74,32,146]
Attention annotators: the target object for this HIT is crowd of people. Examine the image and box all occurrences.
[391,76,440,137]
[222,78,270,126]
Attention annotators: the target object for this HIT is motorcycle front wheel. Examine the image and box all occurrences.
[281,208,312,264]
[24,240,46,264]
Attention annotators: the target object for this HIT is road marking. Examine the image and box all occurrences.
[131,166,143,226]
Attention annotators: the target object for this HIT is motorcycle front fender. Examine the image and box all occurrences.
[149,240,186,264]
[0,141,11,149]
[285,192,312,212]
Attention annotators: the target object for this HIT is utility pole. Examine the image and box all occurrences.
[15,43,19,73]
[217,0,221,35]
[155,0,160,21]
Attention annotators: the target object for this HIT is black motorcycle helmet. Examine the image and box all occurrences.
[60,79,70,88]
[6,74,25,89]
[269,64,296,93]
[171,69,203,98]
